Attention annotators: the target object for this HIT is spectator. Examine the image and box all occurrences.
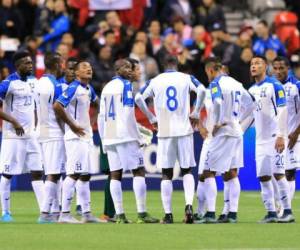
[195,0,226,32]
[130,40,159,87]
[161,0,193,26]
[265,48,278,76]
[252,20,286,57]
[172,16,192,45]
[134,30,153,57]
[105,11,127,45]
[34,0,54,37]
[211,23,231,61]
[90,45,114,95]
[293,63,300,79]
[38,0,70,52]
[0,0,23,39]
[61,33,78,58]
[56,42,70,61]
[147,20,163,55]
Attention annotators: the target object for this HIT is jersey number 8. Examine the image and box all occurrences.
[166,86,178,111]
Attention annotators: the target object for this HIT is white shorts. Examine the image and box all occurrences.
[255,142,285,177]
[204,136,241,174]
[40,140,66,175]
[157,134,196,169]
[0,138,43,175]
[286,141,300,170]
[65,139,92,175]
[106,141,144,172]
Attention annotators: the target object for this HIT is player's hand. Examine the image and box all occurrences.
[275,136,285,153]
[70,124,85,137]
[151,122,158,131]
[190,117,199,129]
[12,121,24,136]
[212,123,226,137]
[199,126,208,139]
[288,131,299,150]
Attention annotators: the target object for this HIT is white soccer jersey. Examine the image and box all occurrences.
[36,74,64,141]
[202,89,214,140]
[99,76,142,146]
[139,70,205,138]
[56,80,97,141]
[249,76,286,144]
[283,76,300,136]
[209,74,250,137]
[0,73,38,139]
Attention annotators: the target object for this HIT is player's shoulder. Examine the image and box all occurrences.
[103,76,124,93]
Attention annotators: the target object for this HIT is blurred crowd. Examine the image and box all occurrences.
[0,0,300,93]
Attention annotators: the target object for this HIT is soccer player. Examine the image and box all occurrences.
[135,54,206,224]
[273,56,300,202]
[36,52,65,223]
[197,58,253,223]
[53,61,100,223]
[0,51,44,222]
[99,58,159,224]
[249,55,294,223]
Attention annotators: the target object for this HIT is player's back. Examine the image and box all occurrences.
[211,75,245,137]
[249,76,286,144]
[37,74,63,140]
[148,71,195,138]
[100,76,141,146]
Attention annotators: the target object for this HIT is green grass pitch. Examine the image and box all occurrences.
[0,191,299,250]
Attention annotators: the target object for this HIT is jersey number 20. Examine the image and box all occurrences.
[166,86,178,111]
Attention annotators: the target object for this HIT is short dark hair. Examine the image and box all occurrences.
[252,55,267,63]
[103,29,114,37]
[66,57,78,64]
[126,58,139,70]
[163,54,178,68]
[12,50,30,65]
[204,57,223,71]
[273,56,290,67]
[258,20,268,27]
[44,52,61,70]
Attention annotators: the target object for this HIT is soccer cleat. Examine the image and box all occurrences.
[217,214,229,223]
[82,213,106,223]
[1,212,14,223]
[38,213,56,224]
[137,212,159,223]
[227,212,238,223]
[58,213,82,224]
[160,213,174,224]
[75,205,82,216]
[51,212,60,222]
[184,205,194,224]
[196,212,217,224]
[258,214,278,223]
[278,213,295,223]
[193,213,204,222]
[115,214,132,224]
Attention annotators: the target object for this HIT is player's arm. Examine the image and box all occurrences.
[97,94,106,139]
[89,85,99,126]
[239,89,255,133]
[273,83,287,153]
[53,84,85,137]
[210,82,224,136]
[288,82,300,149]
[53,82,65,132]
[135,80,157,129]
[189,76,206,128]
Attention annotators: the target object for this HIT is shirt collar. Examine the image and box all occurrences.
[164,69,177,73]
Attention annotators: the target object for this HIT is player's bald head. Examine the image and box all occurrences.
[114,59,133,79]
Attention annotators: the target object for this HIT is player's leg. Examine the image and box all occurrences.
[75,181,82,215]
[286,169,296,201]
[195,174,206,221]
[0,174,13,222]
[271,176,283,216]
[181,167,194,224]
[219,173,230,222]
[132,166,159,223]
[161,168,174,224]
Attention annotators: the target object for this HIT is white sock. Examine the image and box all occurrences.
[204,177,217,212]
[0,176,11,215]
[277,177,291,210]
[133,176,146,213]
[76,181,81,206]
[272,176,280,204]
[288,180,296,201]
[61,177,76,213]
[76,180,91,214]
[228,177,241,213]
[260,180,275,212]
[41,181,57,213]
[196,181,206,216]
[222,181,230,215]
[183,174,195,206]
[31,180,44,212]
[110,179,124,215]
[161,180,173,214]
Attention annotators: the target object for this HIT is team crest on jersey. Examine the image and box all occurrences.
[62,92,68,98]
[212,87,218,94]
[278,90,284,98]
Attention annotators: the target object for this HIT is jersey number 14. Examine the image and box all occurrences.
[104,96,116,121]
